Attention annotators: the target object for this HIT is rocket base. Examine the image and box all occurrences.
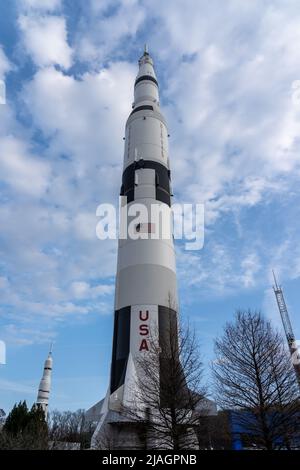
[90,404,148,450]
[89,393,201,450]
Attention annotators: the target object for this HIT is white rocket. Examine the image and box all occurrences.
[36,345,53,418]
[92,46,178,446]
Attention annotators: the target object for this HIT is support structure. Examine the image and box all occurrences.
[272,271,300,390]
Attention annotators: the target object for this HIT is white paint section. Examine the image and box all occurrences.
[115,265,178,311]
[136,53,157,82]
[124,115,169,168]
[135,168,156,200]
[122,353,138,409]
[117,239,176,272]
[134,81,159,103]
[90,388,111,448]
[109,383,125,412]
[119,199,174,248]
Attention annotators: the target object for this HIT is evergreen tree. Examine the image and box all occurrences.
[3,400,29,436]
[25,404,48,449]
[1,401,48,449]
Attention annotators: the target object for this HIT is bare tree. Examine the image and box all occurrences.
[48,409,92,449]
[92,430,115,450]
[196,411,232,449]
[123,317,207,450]
[213,310,300,449]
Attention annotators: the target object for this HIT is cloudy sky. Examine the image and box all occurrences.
[1,0,300,413]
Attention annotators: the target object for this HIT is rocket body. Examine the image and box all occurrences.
[36,351,53,418]
[92,49,178,446]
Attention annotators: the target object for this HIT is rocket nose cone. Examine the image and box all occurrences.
[136,57,157,82]
[138,46,154,66]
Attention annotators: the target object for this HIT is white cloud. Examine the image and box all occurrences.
[19,0,61,12]
[2,323,57,347]
[73,213,99,241]
[71,281,114,299]
[75,0,145,64]
[176,239,264,298]
[241,253,261,288]
[0,378,35,395]
[0,135,50,196]
[0,46,12,79]
[22,62,135,171]
[141,0,300,225]
[0,195,117,345]
[18,15,73,68]
[2,0,300,349]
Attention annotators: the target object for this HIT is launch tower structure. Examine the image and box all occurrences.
[272,271,300,390]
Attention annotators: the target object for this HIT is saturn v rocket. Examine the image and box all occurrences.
[36,346,53,418]
[92,47,179,447]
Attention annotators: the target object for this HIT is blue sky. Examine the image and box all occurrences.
[1,0,300,414]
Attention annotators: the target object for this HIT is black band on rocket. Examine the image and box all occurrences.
[120,160,171,206]
[134,75,158,87]
[130,105,154,116]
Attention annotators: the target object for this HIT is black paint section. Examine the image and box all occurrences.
[120,160,171,206]
[130,105,154,116]
[135,75,159,87]
[110,305,185,404]
[158,306,178,354]
[110,307,131,394]
[156,187,171,206]
[158,306,186,407]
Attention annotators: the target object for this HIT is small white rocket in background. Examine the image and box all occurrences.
[36,344,53,419]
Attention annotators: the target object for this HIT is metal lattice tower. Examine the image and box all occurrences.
[272,271,300,389]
